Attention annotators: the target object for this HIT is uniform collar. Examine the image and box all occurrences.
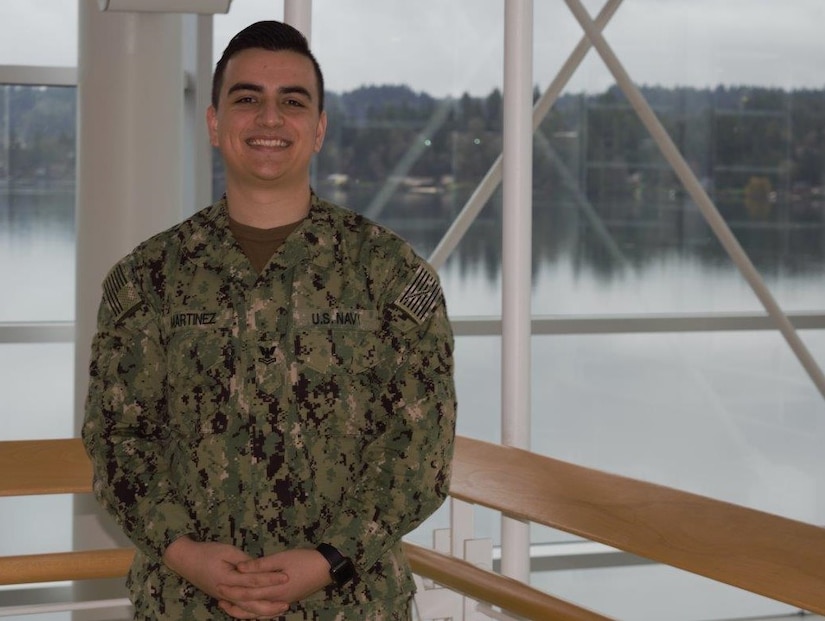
[179,197,249,281]
[181,193,337,278]
[275,192,337,271]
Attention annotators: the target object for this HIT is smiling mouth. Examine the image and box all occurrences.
[247,137,290,148]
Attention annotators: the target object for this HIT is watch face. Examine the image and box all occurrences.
[332,558,356,586]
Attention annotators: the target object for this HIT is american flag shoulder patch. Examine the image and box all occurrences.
[394,264,443,324]
[102,263,142,322]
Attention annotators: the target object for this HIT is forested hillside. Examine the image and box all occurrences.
[2,82,823,224]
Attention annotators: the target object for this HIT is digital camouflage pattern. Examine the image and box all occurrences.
[82,194,457,620]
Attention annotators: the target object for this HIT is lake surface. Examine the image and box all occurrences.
[2,186,824,619]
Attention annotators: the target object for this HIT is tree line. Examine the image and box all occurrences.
[3,82,824,225]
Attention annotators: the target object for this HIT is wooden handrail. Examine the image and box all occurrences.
[2,437,825,617]
[0,548,134,585]
[0,438,608,619]
[0,438,92,496]
[404,542,613,621]
[0,544,609,620]
[451,436,825,615]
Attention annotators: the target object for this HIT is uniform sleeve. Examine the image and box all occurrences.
[318,255,457,572]
[81,257,196,562]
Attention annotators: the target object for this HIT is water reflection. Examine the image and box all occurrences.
[0,187,75,322]
[316,180,825,315]
[4,181,825,320]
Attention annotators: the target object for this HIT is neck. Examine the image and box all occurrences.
[224,182,312,229]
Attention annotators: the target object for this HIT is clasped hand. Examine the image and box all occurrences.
[163,537,332,620]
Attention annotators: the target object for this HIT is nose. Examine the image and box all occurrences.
[257,101,284,127]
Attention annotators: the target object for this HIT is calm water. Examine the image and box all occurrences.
[2,187,824,619]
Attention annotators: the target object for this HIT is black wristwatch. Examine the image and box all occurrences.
[316,543,356,587]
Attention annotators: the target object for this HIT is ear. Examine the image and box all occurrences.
[206,105,219,148]
[314,110,328,153]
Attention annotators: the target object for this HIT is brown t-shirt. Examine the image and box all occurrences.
[228,216,303,274]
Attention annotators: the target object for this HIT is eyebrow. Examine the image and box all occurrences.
[226,82,314,102]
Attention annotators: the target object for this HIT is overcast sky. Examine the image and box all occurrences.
[2,0,824,97]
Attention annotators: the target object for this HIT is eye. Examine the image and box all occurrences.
[285,98,306,108]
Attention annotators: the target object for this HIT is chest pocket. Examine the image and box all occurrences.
[291,307,387,375]
[294,327,384,375]
[290,325,394,441]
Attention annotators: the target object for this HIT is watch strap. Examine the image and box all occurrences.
[316,542,356,587]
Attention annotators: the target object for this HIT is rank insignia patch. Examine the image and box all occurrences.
[394,264,442,324]
[102,263,142,322]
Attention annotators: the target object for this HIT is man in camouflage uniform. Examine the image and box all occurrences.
[82,20,456,621]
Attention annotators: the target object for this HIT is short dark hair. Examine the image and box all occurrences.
[211,20,325,112]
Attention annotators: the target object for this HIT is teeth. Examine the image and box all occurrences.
[248,138,289,147]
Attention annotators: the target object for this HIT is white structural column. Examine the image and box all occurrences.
[183,15,216,216]
[500,0,534,583]
[285,0,313,42]
[74,1,189,617]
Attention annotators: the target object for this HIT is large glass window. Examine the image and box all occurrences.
[0,81,77,621]
[0,1,77,67]
[1,2,824,619]
[0,85,76,323]
[309,2,825,619]
[0,82,77,447]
